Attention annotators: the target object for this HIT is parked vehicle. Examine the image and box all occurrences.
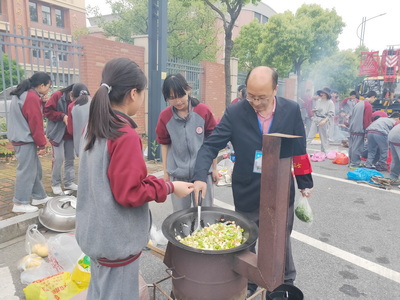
[356,47,400,113]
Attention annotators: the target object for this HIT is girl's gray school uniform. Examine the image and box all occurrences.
[70,100,90,156]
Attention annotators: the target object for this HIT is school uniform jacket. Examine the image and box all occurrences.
[44,90,72,146]
[67,100,90,157]
[193,97,313,212]
[76,111,173,262]
[156,101,216,180]
[7,89,47,149]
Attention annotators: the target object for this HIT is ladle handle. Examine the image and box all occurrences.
[198,190,202,207]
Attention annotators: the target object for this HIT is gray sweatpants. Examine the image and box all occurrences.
[389,143,400,180]
[87,258,139,300]
[13,143,47,205]
[51,139,75,187]
[366,133,388,168]
[349,134,365,167]
[307,121,329,153]
[170,174,214,212]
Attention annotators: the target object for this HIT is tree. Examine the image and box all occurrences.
[0,53,24,91]
[258,4,345,86]
[201,0,261,107]
[231,19,264,72]
[90,0,219,62]
[308,50,360,95]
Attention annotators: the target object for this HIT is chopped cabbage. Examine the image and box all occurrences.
[177,222,244,250]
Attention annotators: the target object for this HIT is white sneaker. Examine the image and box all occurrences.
[12,204,38,213]
[52,186,63,195]
[65,183,78,191]
[32,196,52,206]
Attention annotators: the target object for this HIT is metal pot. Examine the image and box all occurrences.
[162,207,259,300]
[38,196,77,232]
[162,206,259,254]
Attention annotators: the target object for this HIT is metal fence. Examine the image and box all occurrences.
[0,25,83,136]
[167,58,203,100]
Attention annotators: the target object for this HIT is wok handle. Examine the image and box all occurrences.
[165,267,185,280]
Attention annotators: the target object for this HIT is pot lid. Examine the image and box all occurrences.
[45,196,76,216]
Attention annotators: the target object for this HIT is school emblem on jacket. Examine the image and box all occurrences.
[196,126,203,134]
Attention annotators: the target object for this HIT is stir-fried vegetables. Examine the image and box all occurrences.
[176,222,244,250]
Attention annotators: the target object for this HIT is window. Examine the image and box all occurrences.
[32,40,41,58]
[55,9,64,28]
[261,16,269,24]
[58,44,68,61]
[42,5,51,25]
[29,2,38,22]
[254,12,268,24]
[43,42,52,59]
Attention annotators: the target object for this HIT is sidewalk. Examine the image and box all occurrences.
[0,152,163,243]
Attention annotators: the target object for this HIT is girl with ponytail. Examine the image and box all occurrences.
[66,83,91,157]
[75,58,194,299]
[8,72,52,213]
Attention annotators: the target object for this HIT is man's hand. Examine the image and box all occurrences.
[300,188,312,198]
[63,115,68,126]
[193,180,207,205]
[211,169,219,184]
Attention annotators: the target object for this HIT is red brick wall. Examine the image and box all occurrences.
[78,35,147,134]
[200,61,226,121]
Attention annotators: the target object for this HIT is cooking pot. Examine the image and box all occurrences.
[38,196,77,232]
[162,206,258,254]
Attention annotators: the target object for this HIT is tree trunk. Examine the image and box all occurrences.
[225,34,233,108]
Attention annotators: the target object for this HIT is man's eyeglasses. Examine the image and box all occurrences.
[247,95,269,102]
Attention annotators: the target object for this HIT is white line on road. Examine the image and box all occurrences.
[313,172,400,195]
[0,267,19,299]
[214,198,400,284]
[291,231,400,284]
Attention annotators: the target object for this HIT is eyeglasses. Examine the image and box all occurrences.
[247,95,269,103]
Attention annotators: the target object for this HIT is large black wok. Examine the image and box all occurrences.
[162,206,258,254]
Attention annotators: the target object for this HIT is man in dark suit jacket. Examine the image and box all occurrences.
[193,66,313,296]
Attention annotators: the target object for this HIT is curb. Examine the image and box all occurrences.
[0,212,40,244]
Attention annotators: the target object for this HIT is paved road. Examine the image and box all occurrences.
[213,143,400,299]
[1,143,400,299]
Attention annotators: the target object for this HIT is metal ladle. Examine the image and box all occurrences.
[195,190,203,232]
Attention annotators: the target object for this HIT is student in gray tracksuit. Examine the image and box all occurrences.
[348,91,377,168]
[66,83,90,157]
[75,58,194,300]
[388,123,400,182]
[156,73,218,212]
[365,113,400,171]
[44,84,77,195]
[7,72,53,213]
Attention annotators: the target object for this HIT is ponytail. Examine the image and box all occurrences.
[85,85,122,151]
[84,58,146,151]
[72,82,90,106]
[10,72,51,98]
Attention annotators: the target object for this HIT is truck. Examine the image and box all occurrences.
[356,47,400,113]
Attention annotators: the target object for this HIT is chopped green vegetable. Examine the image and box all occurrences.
[177,222,244,250]
[295,205,313,223]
